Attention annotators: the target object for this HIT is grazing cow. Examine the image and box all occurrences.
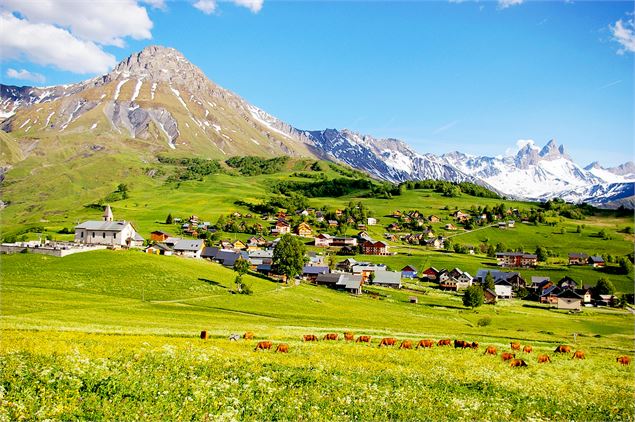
[378,337,397,347]
[254,341,273,351]
[510,341,521,351]
[344,332,354,341]
[537,354,551,363]
[243,331,254,340]
[470,341,479,349]
[200,330,209,340]
[572,350,586,360]
[523,345,533,354]
[510,358,528,368]
[323,333,338,341]
[356,335,371,344]
[437,339,452,346]
[303,334,318,342]
[229,333,240,341]
[501,352,515,361]
[484,346,497,356]
[454,340,467,349]
[617,356,631,366]
[399,340,413,349]
[275,344,289,353]
[554,345,572,353]
[417,339,435,349]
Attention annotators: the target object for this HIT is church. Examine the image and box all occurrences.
[74,205,144,247]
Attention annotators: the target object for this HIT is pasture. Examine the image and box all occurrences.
[1,250,634,420]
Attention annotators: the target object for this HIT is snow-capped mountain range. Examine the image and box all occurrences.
[1,46,632,208]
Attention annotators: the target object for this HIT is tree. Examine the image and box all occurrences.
[272,234,306,284]
[368,271,376,284]
[594,277,615,297]
[618,257,633,275]
[165,213,173,224]
[484,271,495,291]
[535,246,548,263]
[463,285,484,309]
[232,258,250,293]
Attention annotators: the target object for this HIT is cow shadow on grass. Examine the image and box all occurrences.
[198,278,226,289]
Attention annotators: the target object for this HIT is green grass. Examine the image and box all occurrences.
[1,250,634,420]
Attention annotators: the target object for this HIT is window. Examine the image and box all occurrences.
[103,232,106,238]
[113,232,116,239]
[92,232,95,238]
[81,232,84,238]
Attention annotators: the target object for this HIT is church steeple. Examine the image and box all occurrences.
[103,205,113,222]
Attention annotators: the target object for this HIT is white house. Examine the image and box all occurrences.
[367,217,377,226]
[494,279,513,300]
[173,239,204,258]
[74,205,144,247]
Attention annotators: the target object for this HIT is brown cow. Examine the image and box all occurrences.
[356,335,371,344]
[501,352,515,361]
[323,333,338,341]
[200,330,209,340]
[344,332,354,341]
[484,346,497,356]
[617,356,631,366]
[275,343,289,353]
[378,337,397,347]
[254,341,273,351]
[303,334,318,342]
[523,345,533,354]
[554,345,572,353]
[437,339,452,346]
[399,340,413,349]
[537,354,551,363]
[510,341,521,351]
[572,350,586,360]
[510,358,528,367]
[454,340,467,349]
[243,331,254,340]
[417,339,435,349]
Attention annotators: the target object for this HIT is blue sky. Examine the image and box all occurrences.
[1,0,633,166]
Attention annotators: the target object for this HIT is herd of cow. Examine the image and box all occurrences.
[200,330,631,367]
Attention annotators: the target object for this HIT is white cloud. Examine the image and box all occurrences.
[193,0,217,14]
[2,0,152,47]
[232,0,264,13]
[141,0,167,10]
[0,12,116,74]
[505,139,537,156]
[6,68,46,83]
[193,0,264,14]
[498,0,523,9]
[610,18,635,55]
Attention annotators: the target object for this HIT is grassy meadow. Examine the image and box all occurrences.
[1,250,634,419]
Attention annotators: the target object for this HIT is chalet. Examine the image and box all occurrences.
[336,258,358,272]
[495,252,537,268]
[189,215,199,223]
[387,223,401,232]
[557,289,583,311]
[474,269,526,290]
[421,267,440,281]
[74,205,144,248]
[271,220,291,235]
[315,273,363,295]
[362,240,390,256]
[452,210,471,222]
[328,220,339,227]
[248,249,273,267]
[215,250,249,267]
[497,222,507,229]
[302,265,329,281]
[367,217,377,226]
[247,236,267,247]
[392,210,402,218]
[372,271,402,289]
[306,251,325,266]
[439,269,472,291]
[335,209,343,217]
[425,237,445,249]
[314,234,358,248]
[315,233,332,247]
[352,263,386,282]
[357,231,372,242]
[145,242,173,255]
[428,215,440,223]
[296,222,313,237]
[587,256,605,267]
[401,265,418,279]
[529,276,551,293]
[558,276,578,290]
[150,231,171,242]
[507,220,515,228]
[232,240,246,250]
[444,223,457,231]
[484,288,497,304]
[597,294,617,307]
[494,278,513,300]
[173,239,204,258]
[540,285,561,305]
[568,253,589,265]
[576,288,593,304]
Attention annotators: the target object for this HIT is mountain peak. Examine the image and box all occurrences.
[107,45,209,88]
[585,161,602,170]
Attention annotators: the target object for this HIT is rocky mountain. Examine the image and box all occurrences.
[0,45,314,159]
[1,45,631,208]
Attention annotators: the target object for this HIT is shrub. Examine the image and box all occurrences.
[477,317,492,327]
